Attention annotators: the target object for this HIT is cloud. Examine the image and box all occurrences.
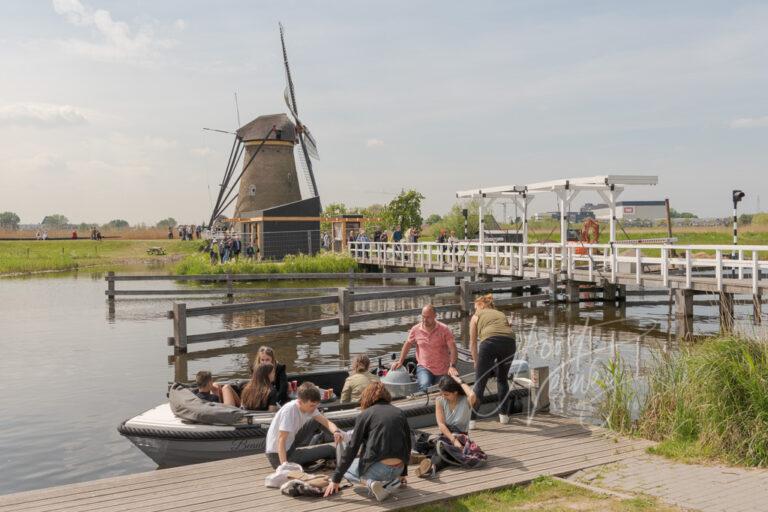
[365,138,385,148]
[173,19,187,31]
[190,147,213,157]
[51,0,176,62]
[0,102,89,127]
[730,116,768,129]
[143,136,177,150]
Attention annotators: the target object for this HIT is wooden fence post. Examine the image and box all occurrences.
[172,303,188,354]
[529,366,550,412]
[226,274,234,299]
[459,280,472,316]
[549,273,558,303]
[107,271,115,301]
[338,288,351,331]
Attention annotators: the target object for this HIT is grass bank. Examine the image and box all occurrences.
[597,336,768,467]
[174,252,358,275]
[412,476,678,511]
[0,240,199,275]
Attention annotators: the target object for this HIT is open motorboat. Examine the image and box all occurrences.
[119,348,532,467]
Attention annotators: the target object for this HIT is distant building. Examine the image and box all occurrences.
[590,200,666,221]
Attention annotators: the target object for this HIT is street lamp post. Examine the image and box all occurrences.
[732,190,745,277]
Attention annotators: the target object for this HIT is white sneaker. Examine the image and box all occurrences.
[499,414,510,424]
[367,481,390,502]
[468,420,477,430]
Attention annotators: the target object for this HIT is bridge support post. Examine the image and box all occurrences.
[407,268,417,285]
[719,292,734,333]
[338,288,351,331]
[603,282,617,303]
[754,295,763,325]
[428,276,436,286]
[565,281,580,303]
[382,266,389,286]
[549,273,558,303]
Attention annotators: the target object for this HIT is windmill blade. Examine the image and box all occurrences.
[301,125,319,159]
[284,86,298,120]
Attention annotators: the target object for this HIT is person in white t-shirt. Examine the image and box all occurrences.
[265,382,344,468]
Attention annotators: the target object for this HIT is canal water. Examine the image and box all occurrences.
[0,270,764,495]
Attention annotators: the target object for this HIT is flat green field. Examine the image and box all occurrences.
[0,240,200,275]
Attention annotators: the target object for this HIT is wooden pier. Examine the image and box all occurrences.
[0,414,651,512]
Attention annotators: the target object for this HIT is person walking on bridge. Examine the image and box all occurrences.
[391,305,458,392]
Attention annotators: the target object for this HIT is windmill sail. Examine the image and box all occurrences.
[279,22,320,199]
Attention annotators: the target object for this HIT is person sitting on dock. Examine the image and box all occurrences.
[256,346,289,405]
[414,374,477,478]
[193,371,220,403]
[265,382,344,469]
[324,382,411,502]
[240,364,279,412]
[391,304,459,392]
[470,294,517,427]
[340,355,380,404]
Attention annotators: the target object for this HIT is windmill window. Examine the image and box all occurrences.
[275,129,282,140]
[248,184,257,196]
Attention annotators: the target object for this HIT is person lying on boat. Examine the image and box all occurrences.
[193,371,221,403]
[390,304,459,393]
[414,374,478,479]
[256,345,289,405]
[265,382,344,469]
[469,294,517,427]
[324,382,411,502]
[340,355,380,404]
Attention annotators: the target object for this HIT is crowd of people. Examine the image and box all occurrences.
[193,294,516,502]
[348,225,461,261]
[168,224,203,240]
[206,235,257,264]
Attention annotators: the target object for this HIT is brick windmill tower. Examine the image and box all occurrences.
[209,23,321,258]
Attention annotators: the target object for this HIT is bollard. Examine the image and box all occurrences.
[459,280,472,316]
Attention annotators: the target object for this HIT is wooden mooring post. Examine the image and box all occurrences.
[107,271,115,301]
[338,288,351,331]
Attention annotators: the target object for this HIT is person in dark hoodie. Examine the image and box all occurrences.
[324,382,411,502]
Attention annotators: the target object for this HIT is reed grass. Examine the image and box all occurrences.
[595,354,637,434]
[597,336,768,467]
[174,252,358,275]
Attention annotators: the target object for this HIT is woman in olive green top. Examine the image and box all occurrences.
[469,294,516,426]
[340,355,380,403]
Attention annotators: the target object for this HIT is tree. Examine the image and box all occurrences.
[425,214,442,225]
[156,217,177,229]
[41,214,69,228]
[432,200,482,239]
[322,202,348,218]
[104,219,129,230]
[0,211,20,230]
[383,189,424,231]
[669,208,697,219]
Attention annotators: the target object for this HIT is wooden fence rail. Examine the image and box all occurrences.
[167,279,550,354]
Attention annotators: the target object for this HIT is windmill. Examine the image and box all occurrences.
[280,22,320,200]
[207,23,322,229]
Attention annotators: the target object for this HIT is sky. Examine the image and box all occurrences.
[1,0,767,225]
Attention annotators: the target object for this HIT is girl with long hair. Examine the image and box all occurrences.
[256,345,288,405]
[240,363,278,411]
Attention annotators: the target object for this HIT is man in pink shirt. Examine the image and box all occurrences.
[391,305,458,392]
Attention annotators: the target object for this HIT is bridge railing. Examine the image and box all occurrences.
[349,241,768,293]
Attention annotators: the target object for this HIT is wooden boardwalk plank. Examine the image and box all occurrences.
[0,415,648,512]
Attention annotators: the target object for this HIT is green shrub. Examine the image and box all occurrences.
[174,252,358,275]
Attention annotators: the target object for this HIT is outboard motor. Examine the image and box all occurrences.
[380,367,420,398]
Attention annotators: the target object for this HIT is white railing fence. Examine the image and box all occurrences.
[348,241,768,294]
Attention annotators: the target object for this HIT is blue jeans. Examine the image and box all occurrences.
[344,458,403,484]
[416,365,444,392]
